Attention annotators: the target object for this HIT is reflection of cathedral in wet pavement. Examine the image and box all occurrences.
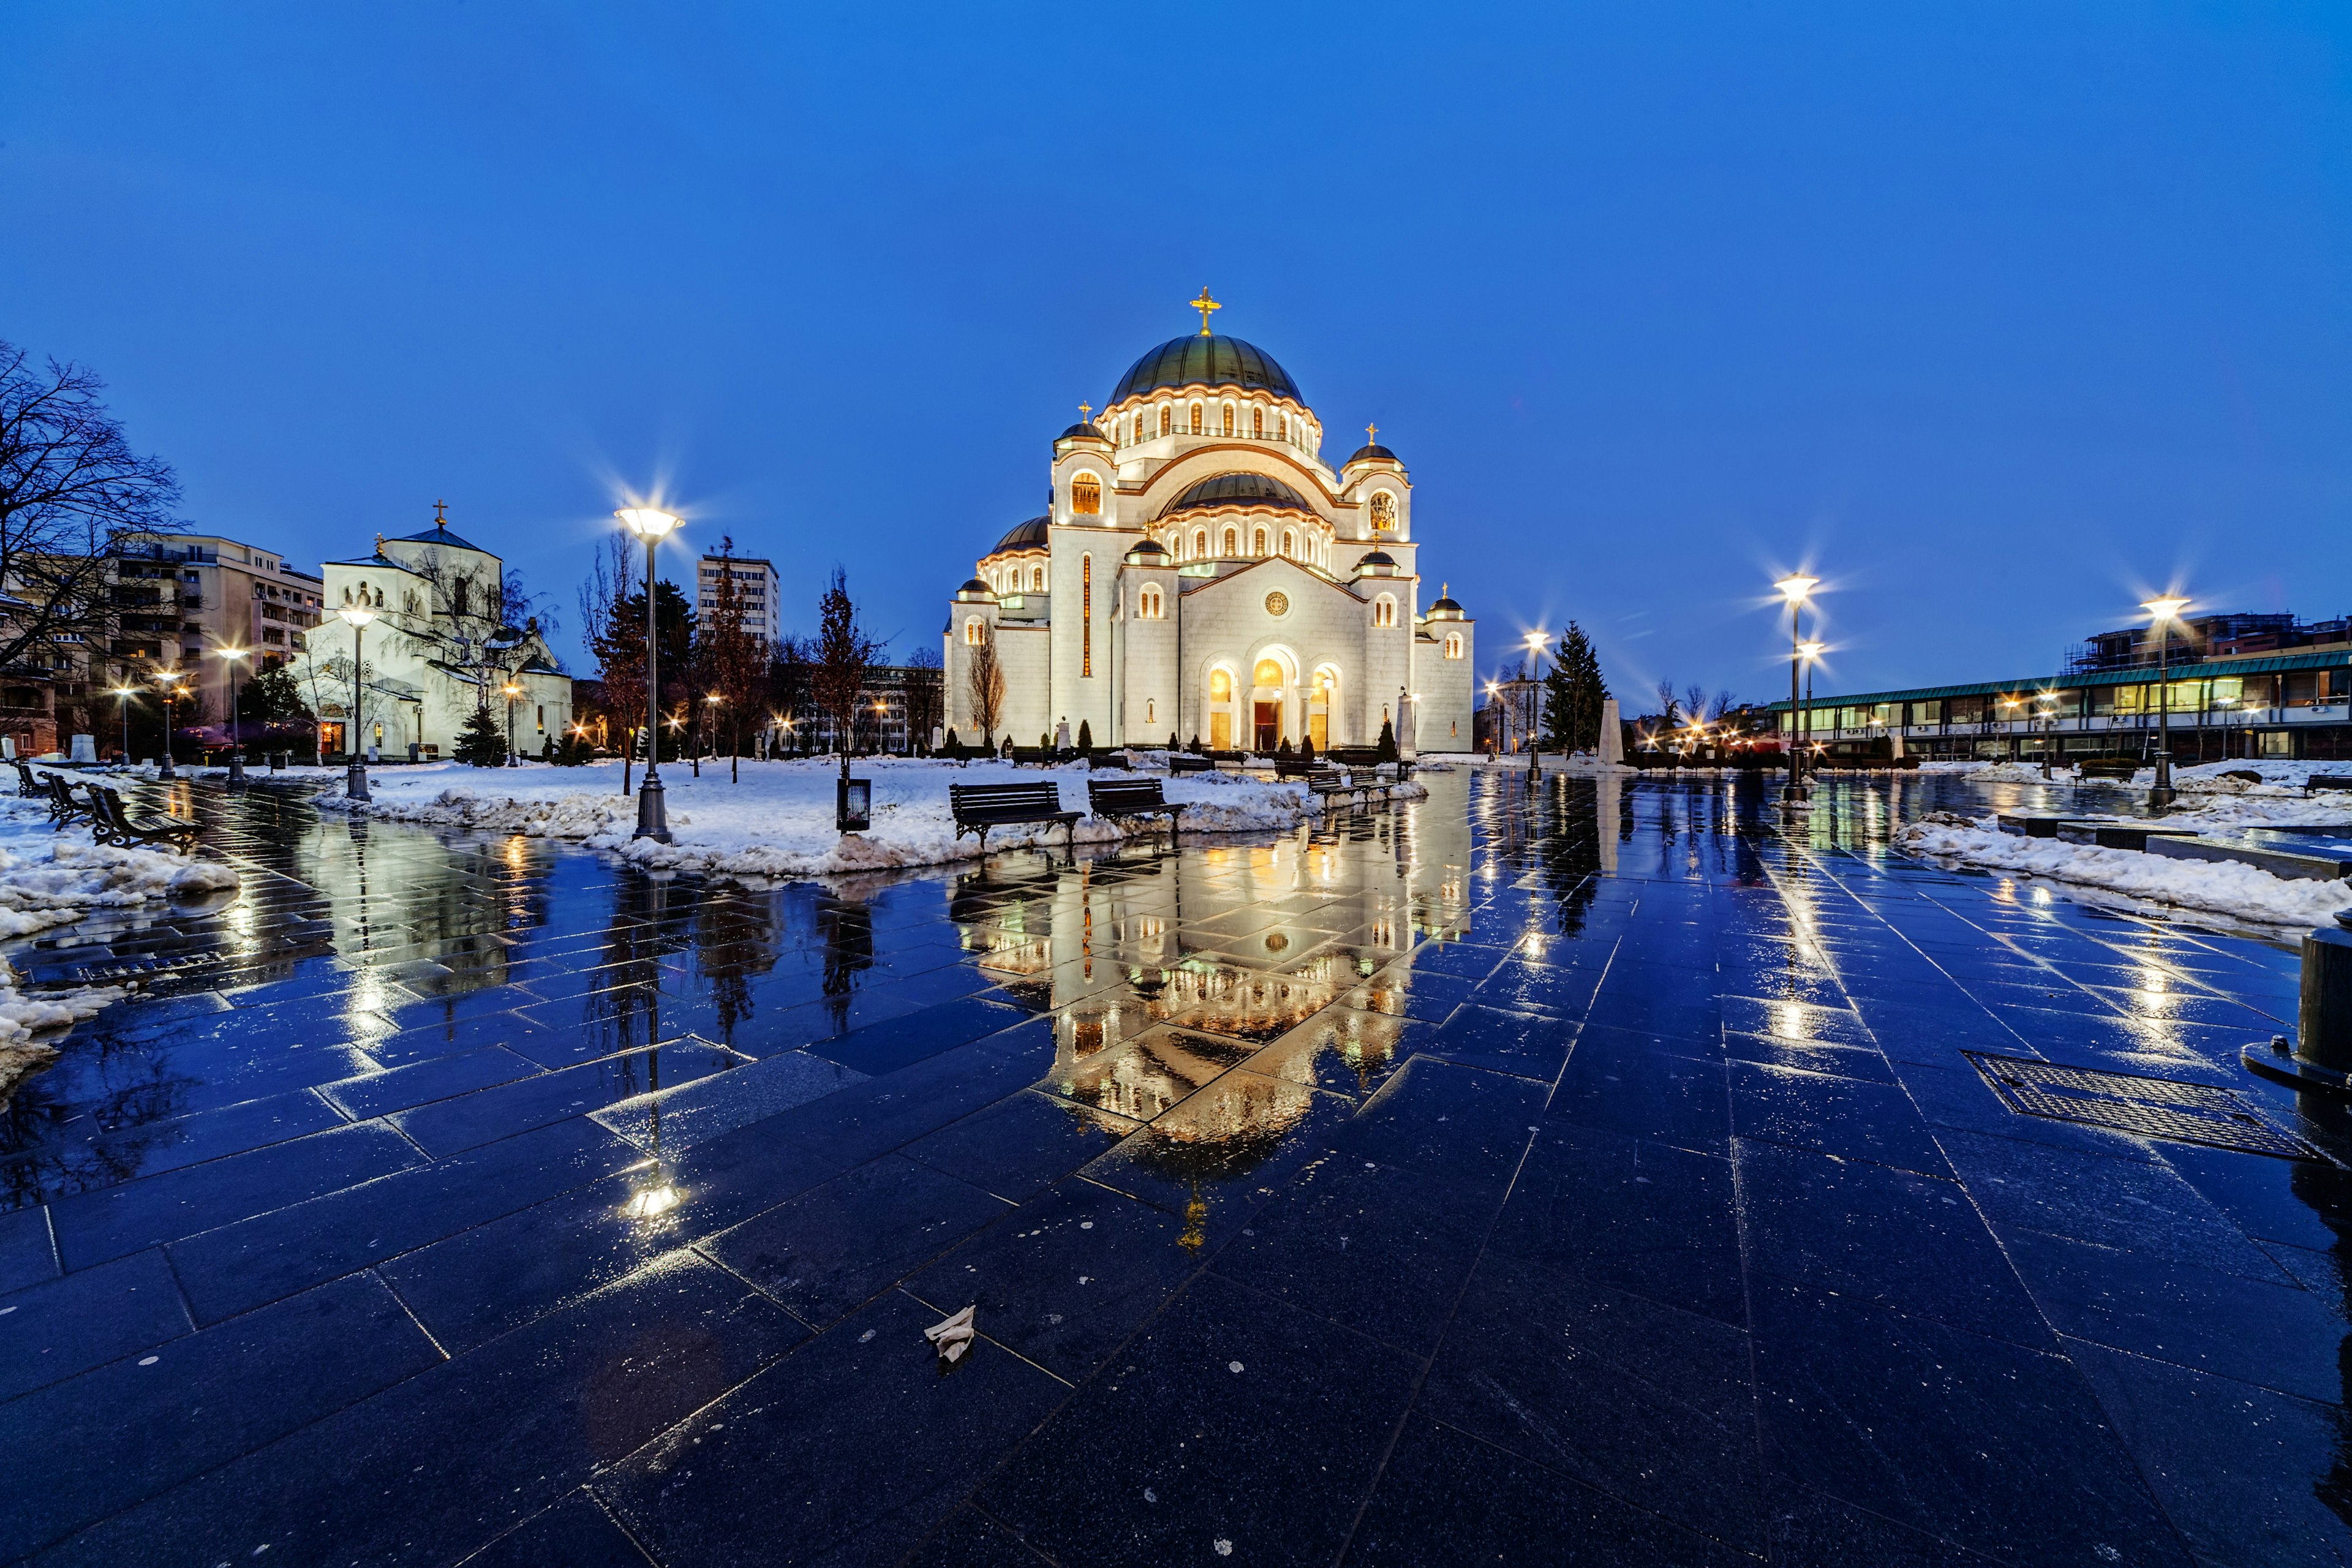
[947,787,1472,1238]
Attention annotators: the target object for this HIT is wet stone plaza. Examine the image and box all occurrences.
[4,767,2351,1566]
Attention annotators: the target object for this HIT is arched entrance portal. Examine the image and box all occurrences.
[1309,666,1340,751]
[1251,657,1288,752]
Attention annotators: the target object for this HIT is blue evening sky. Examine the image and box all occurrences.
[4,3,2348,706]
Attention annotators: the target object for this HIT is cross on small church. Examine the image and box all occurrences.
[1190,288,1221,336]
[1078,402,1091,421]
[432,499,448,526]
[1365,422,1378,445]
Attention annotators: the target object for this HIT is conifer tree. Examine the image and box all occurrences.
[454,705,507,766]
[1376,718,1398,763]
[1542,622,1610,751]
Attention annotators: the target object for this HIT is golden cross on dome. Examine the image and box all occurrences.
[1365,421,1378,445]
[432,499,448,526]
[1079,402,1092,421]
[1190,287,1221,336]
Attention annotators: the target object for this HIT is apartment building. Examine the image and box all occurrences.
[695,554,782,645]
[110,533,325,725]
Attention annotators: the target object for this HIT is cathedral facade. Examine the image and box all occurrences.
[944,303,1475,755]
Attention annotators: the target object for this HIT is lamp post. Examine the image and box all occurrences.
[1798,639,1824,780]
[109,685,135,767]
[2036,693,2059,779]
[502,681,522,766]
[1775,575,1818,801]
[2141,595,2190,807]
[1523,631,1550,783]
[1484,680,1502,758]
[151,669,184,780]
[337,603,376,801]
[213,647,249,786]
[615,507,682,842]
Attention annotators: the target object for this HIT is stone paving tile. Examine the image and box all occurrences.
[11,771,2352,1561]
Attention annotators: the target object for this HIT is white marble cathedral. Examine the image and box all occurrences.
[945,296,1475,755]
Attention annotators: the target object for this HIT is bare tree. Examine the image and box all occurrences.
[1683,683,1708,724]
[967,631,1006,752]
[769,633,812,753]
[1653,679,1678,722]
[810,568,881,777]
[0,342,177,681]
[1711,688,1737,723]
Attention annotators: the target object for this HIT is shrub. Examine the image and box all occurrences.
[1376,719,1398,763]
[454,706,508,766]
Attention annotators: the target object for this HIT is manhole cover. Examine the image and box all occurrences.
[1964,1051,2323,1161]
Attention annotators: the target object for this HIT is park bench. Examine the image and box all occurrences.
[1087,777,1183,841]
[2308,776,2352,795]
[949,780,1080,857]
[1007,747,1054,767]
[1310,765,1395,811]
[13,760,43,798]
[86,784,199,851]
[45,775,91,826]
[1168,753,1213,776]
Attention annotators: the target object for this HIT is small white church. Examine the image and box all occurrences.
[945,297,1476,755]
[293,510,571,759]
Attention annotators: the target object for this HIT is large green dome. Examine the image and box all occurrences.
[1109,335,1302,406]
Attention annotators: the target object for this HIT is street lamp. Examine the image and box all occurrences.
[151,669,186,780]
[108,684,137,768]
[1484,680,1502,758]
[2035,692,2059,779]
[1775,575,1819,801]
[502,681,523,766]
[1523,631,1550,783]
[1798,638,1825,780]
[212,647,250,786]
[337,603,376,801]
[2141,594,2190,807]
[615,507,682,842]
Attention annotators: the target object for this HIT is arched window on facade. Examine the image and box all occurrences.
[1072,474,1101,515]
[1281,414,1291,442]
[1369,491,1397,532]
[964,617,985,646]
[1221,404,1235,436]
[1374,594,1396,628]
[1444,632,1463,660]
[1223,527,1237,556]
[1159,405,1172,437]
[1193,528,1207,559]
[1251,406,1264,438]
[1139,584,1163,618]
[1189,402,1203,434]
[1281,530,1295,559]
[1031,567,1045,592]
[1253,527,1267,556]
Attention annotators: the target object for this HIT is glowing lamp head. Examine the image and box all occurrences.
[213,647,247,663]
[337,604,377,630]
[2141,594,2191,624]
[502,684,522,698]
[1775,573,1820,604]
[615,507,682,542]
[1798,641,1824,662]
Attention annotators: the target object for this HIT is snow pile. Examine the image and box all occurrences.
[315,757,1327,877]
[1896,816,2352,929]
[1962,761,2073,785]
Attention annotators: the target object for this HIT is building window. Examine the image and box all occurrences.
[1147,698,1155,724]
[1253,527,1267,556]
[965,617,985,646]
[1189,402,1202,434]
[1444,632,1463,660]
[1369,492,1397,531]
[1251,406,1264,438]
[1139,584,1163,618]
[1210,668,1232,698]
[1082,554,1092,677]
[1222,404,1234,436]
[1072,474,1101,515]
[1223,527,1237,556]
[1374,595,1396,628]
[1031,567,1045,592]
[1254,657,1283,687]
[1159,405,1172,437]
[1281,530,1295,559]
[1193,528,1207,559]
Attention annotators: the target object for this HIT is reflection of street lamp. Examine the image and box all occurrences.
[616,507,681,842]
[1776,574,1818,801]
[2142,594,2190,808]
[151,669,186,780]
[337,603,376,802]
[213,647,249,786]
[501,681,522,766]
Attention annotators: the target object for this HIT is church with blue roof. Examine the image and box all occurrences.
[946,296,1474,754]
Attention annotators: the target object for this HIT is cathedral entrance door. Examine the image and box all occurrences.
[1253,701,1280,752]
[1210,712,1232,751]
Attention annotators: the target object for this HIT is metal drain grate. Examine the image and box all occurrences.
[1964,1051,2324,1161]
